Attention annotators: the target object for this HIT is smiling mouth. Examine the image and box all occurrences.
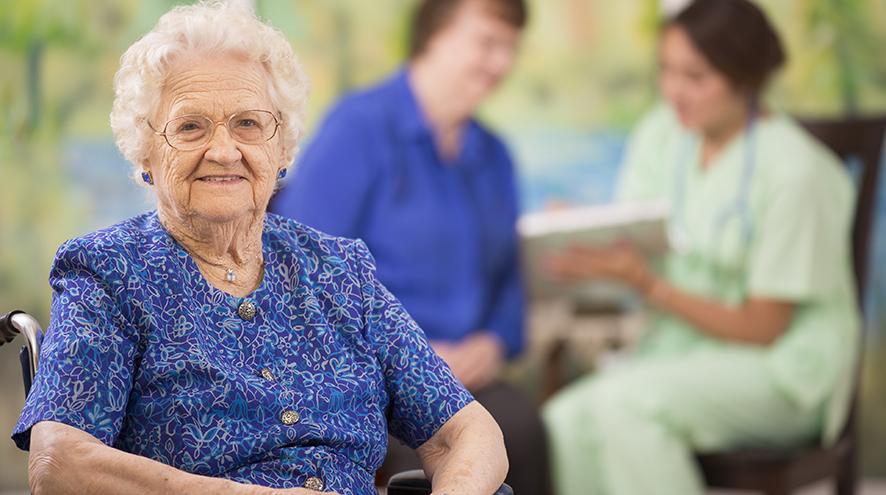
[198,175,245,184]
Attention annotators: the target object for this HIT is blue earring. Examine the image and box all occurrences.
[141,170,153,185]
[278,168,287,179]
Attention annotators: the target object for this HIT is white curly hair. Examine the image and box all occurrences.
[110,0,309,180]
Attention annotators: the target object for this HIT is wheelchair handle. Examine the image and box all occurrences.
[1,310,25,344]
[1,310,44,379]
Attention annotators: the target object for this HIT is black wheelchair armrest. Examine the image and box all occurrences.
[387,469,514,495]
[20,346,33,397]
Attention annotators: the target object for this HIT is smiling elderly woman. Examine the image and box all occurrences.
[11,3,507,495]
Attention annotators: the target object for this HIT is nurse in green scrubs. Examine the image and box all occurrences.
[542,0,859,493]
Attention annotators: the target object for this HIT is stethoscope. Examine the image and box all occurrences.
[667,108,759,273]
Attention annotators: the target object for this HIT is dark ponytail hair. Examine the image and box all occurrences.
[667,0,786,98]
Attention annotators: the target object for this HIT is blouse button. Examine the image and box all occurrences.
[303,476,324,491]
[260,368,275,381]
[237,300,256,320]
[280,410,300,425]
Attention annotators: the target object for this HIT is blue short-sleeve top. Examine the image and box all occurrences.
[12,211,473,495]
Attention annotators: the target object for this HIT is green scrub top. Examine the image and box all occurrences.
[617,104,860,445]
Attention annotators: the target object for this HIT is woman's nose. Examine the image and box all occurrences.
[204,123,243,165]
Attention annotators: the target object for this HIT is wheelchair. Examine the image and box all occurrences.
[1,310,513,495]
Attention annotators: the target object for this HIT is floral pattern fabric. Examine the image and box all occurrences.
[13,211,472,495]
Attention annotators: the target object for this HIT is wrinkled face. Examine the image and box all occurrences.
[144,53,286,224]
[423,0,521,110]
[658,26,746,132]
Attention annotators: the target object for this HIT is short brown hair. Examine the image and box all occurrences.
[409,0,528,58]
[666,0,786,97]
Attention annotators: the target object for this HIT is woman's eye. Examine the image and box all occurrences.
[177,121,202,132]
[236,119,259,128]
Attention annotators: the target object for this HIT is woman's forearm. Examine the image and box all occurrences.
[29,421,272,495]
[647,277,795,345]
[418,402,508,495]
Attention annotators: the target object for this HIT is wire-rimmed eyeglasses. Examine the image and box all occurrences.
[148,110,281,151]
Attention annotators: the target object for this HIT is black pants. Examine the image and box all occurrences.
[381,381,550,495]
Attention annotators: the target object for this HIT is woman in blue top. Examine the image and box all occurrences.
[13,3,507,494]
[271,1,546,493]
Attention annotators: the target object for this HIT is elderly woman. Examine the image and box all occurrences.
[11,3,507,494]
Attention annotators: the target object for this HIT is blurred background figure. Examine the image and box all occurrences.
[270,0,549,493]
[543,0,859,494]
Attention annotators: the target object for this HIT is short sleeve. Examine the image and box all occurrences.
[11,241,139,450]
[616,104,676,202]
[351,240,473,448]
[747,166,852,301]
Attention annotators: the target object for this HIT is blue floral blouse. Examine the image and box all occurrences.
[12,211,473,494]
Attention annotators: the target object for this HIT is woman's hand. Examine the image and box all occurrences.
[255,489,339,495]
[259,489,340,495]
[543,241,655,294]
[544,242,797,346]
[432,333,504,392]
